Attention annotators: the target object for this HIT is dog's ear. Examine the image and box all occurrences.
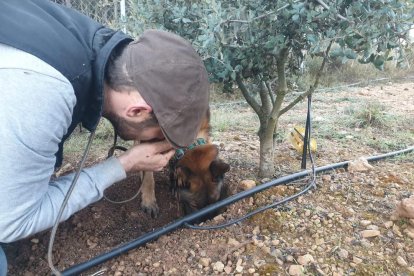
[175,166,193,189]
[209,159,230,179]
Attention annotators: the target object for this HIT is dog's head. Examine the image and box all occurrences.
[170,144,230,218]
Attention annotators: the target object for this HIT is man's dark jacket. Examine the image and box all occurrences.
[0,0,132,167]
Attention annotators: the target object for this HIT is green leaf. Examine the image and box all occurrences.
[330,48,344,58]
[292,14,300,22]
[230,70,236,80]
[182,18,192,23]
[373,55,385,70]
[344,49,357,59]
[307,34,317,43]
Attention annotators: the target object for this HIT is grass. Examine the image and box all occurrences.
[345,101,391,128]
[293,51,414,92]
[210,105,258,134]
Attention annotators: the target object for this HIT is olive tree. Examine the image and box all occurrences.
[129,0,413,177]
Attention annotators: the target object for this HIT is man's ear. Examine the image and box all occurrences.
[126,101,152,118]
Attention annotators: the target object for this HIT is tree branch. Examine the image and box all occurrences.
[278,40,333,117]
[264,80,275,105]
[259,78,271,115]
[314,0,352,22]
[236,74,261,115]
[220,2,296,26]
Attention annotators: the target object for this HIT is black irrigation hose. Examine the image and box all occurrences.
[62,145,413,275]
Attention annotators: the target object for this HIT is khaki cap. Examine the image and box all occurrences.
[121,30,209,148]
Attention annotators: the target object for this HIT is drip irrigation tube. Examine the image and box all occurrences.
[62,146,413,275]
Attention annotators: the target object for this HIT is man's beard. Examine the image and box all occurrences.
[104,112,159,141]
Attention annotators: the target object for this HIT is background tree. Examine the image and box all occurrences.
[129,0,413,177]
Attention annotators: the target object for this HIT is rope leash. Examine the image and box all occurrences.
[48,130,96,276]
[103,129,141,204]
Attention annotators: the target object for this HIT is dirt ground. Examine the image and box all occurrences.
[5,81,414,275]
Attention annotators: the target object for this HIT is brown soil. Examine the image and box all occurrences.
[5,81,414,276]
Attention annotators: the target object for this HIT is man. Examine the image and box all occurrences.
[0,0,209,273]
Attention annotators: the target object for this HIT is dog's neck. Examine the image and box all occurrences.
[195,128,210,144]
[194,110,211,143]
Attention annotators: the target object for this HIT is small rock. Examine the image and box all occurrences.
[248,268,256,274]
[261,178,271,184]
[337,249,349,259]
[275,258,284,265]
[360,220,371,227]
[86,239,97,249]
[233,135,241,141]
[315,238,324,246]
[360,230,380,238]
[344,237,354,244]
[395,195,414,219]
[322,175,331,182]
[129,211,139,218]
[409,219,414,227]
[360,239,372,247]
[199,258,211,267]
[228,238,240,246]
[30,238,39,244]
[271,239,280,246]
[397,256,408,267]
[240,180,256,190]
[384,221,393,229]
[288,265,304,275]
[224,266,232,274]
[297,254,315,265]
[286,255,294,262]
[212,261,225,272]
[348,157,374,173]
[252,226,260,235]
[213,214,224,222]
[153,262,160,268]
[366,225,379,230]
[404,227,414,239]
[235,265,243,273]
[353,256,363,264]
[253,259,266,268]
[393,224,403,237]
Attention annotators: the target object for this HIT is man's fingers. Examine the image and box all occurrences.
[164,149,176,160]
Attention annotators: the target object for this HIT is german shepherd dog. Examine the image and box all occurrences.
[138,109,230,218]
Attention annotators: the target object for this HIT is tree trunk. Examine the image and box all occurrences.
[258,48,289,178]
[259,130,275,177]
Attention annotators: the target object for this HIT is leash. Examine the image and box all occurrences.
[103,129,140,204]
[48,130,96,276]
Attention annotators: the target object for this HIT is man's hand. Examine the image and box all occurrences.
[117,140,175,173]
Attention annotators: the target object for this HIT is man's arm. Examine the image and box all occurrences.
[0,65,126,243]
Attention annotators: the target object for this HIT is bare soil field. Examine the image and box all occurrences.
[5,81,414,276]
